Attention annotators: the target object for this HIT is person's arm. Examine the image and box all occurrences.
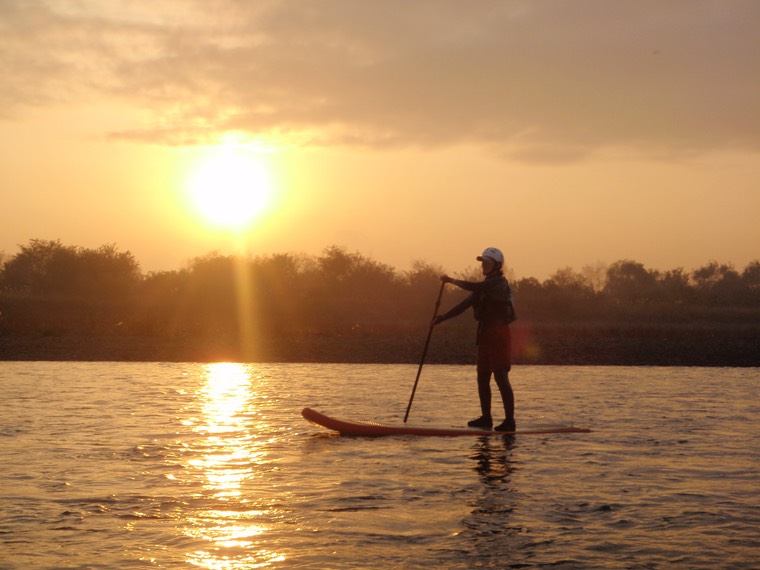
[432,293,474,325]
[444,275,494,293]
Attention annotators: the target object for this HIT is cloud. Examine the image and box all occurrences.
[2,0,759,160]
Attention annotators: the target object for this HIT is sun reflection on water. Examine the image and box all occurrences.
[181,362,285,568]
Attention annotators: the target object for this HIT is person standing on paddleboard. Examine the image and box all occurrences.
[432,247,517,431]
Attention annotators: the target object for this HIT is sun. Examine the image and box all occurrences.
[186,144,274,230]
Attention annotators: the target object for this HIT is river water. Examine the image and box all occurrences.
[0,362,758,569]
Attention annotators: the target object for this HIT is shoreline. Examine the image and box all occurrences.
[1,322,758,366]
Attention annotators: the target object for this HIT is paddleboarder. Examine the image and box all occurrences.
[432,247,517,431]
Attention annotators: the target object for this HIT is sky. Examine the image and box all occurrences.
[1,0,759,281]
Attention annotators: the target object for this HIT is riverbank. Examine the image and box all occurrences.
[1,322,758,366]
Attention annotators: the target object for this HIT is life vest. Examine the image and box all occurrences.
[473,275,516,325]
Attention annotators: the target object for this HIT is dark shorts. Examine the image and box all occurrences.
[476,324,512,374]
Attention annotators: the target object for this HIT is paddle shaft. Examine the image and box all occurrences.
[403,281,445,422]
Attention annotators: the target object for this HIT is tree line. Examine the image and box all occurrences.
[1,239,759,339]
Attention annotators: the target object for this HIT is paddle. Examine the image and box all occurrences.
[403,280,446,422]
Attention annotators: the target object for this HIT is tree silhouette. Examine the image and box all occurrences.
[604,260,658,304]
[0,239,140,299]
[742,261,760,303]
[1,239,759,357]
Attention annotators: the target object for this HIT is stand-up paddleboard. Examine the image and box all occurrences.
[302,407,591,437]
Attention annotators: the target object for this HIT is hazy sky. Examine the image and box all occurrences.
[2,0,759,280]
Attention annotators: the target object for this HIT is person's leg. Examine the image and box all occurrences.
[493,369,514,420]
[490,325,515,431]
[493,369,516,432]
[470,342,494,428]
[477,370,493,419]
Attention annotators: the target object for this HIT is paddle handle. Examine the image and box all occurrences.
[403,281,445,422]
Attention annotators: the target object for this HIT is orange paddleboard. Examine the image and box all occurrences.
[302,407,591,437]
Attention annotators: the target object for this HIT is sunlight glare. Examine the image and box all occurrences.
[187,142,274,230]
[178,363,285,569]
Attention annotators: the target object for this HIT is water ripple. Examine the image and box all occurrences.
[1,362,758,568]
